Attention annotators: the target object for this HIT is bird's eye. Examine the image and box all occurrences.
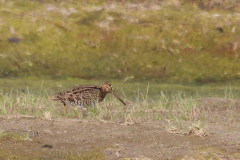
[108,84,111,87]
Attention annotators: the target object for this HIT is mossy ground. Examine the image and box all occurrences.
[0,0,240,82]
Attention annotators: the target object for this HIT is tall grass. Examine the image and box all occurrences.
[171,92,199,121]
[0,85,200,124]
[84,90,200,124]
[0,88,57,117]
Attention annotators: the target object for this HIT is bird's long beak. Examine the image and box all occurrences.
[111,91,126,105]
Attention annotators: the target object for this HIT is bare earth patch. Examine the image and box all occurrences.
[0,97,240,159]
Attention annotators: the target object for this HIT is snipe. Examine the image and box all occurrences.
[50,82,126,113]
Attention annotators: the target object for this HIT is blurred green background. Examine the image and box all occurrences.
[0,0,240,83]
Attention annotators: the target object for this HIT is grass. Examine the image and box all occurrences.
[1,78,240,139]
[1,79,240,159]
[0,0,240,82]
[0,131,25,144]
[0,87,57,117]
[0,132,15,144]
[0,82,201,124]
[21,132,32,141]
[0,79,239,122]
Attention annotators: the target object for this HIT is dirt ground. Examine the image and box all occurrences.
[0,98,240,160]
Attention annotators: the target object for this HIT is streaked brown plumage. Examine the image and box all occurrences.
[51,82,126,113]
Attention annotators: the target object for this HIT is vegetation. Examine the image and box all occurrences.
[0,78,199,121]
[0,77,239,122]
[0,85,198,120]
[0,0,240,82]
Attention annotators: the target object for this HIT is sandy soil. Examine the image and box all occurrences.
[0,97,240,160]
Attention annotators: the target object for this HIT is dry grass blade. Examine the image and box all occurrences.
[43,111,52,121]
[166,121,209,137]
[187,123,209,137]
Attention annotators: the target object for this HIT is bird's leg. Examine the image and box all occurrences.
[82,107,88,118]
[63,104,67,115]
[97,102,103,109]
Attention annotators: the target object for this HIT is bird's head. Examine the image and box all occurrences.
[100,82,113,93]
[100,82,126,105]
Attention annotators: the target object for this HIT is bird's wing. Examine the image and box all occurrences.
[52,86,99,100]
[71,86,100,94]
[66,87,100,105]
[72,87,99,94]
[67,85,100,93]
[51,86,100,103]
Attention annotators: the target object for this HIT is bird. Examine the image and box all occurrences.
[50,82,126,114]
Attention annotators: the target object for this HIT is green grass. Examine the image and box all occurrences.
[0,87,57,117]
[0,132,15,144]
[0,78,240,121]
[2,78,240,139]
[0,131,23,144]
[0,0,240,82]
[0,82,200,123]
[0,85,205,137]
